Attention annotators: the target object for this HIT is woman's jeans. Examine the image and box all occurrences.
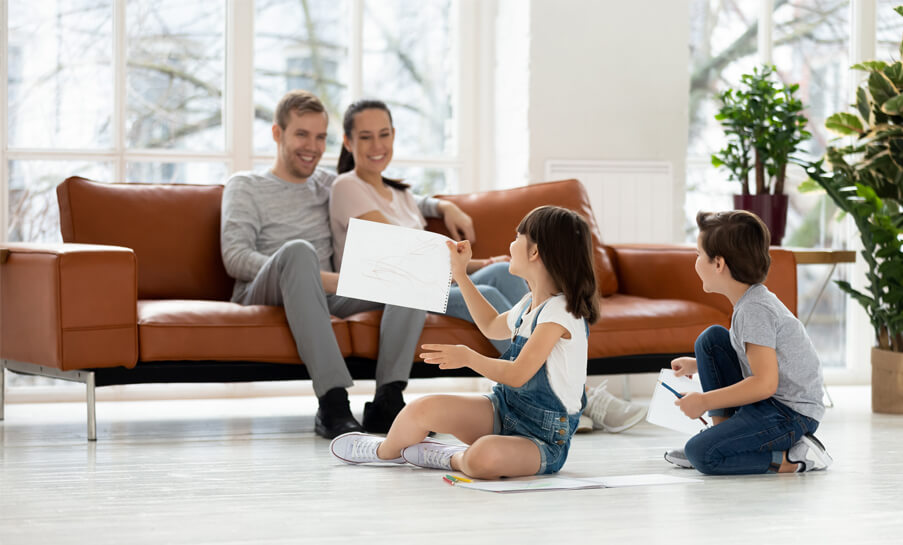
[683,325,819,475]
[444,262,528,355]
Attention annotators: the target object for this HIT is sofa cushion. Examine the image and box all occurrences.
[588,294,729,359]
[426,179,619,296]
[58,176,233,301]
[137,300,351,363]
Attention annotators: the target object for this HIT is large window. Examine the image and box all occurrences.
[3,0,466,247]
[687,0,886,372]
[1,0,469,388]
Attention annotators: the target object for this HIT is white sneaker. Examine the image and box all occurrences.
[585,380,647,433]
[401,439,467,470]
[787,434,833,472]
[576,414,594,434]
[664,448,694,469]
[330,432,405,465]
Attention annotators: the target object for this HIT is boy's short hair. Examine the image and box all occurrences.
[274,90,326,129]
[696,210,771,284]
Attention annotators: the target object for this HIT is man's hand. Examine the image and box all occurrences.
[420,343,476,370]
[675,392,707,419]
[671,356,697,378]
[439,200,476,242]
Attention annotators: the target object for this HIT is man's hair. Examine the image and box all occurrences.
[696,210,771,284]
[517,206,599,323]
[274,90,326,129]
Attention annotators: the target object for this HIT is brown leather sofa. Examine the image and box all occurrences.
[0,176,797,439]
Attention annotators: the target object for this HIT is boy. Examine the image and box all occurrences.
[665,210,831,474]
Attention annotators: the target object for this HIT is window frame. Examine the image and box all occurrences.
[0,0,479,242]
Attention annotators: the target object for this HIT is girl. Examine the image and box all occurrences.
[328,99,528,357]
[330,205,598,479]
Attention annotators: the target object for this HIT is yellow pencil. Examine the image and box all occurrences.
[451,475,472,483]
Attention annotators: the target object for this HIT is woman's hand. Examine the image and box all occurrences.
[671,356,697,378]
[420,343,475,370]
[447,240,472,282]
[675,392,707,419]
[438,201,476,242]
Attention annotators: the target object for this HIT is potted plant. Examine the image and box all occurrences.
[712,65,811,244]
[803,7,903,413]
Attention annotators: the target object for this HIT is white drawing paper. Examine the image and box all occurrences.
[453,473,702,493]
[645,368,708,435]
[336,218,453,313]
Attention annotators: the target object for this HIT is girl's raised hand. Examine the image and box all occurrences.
[446,240,472,281]
[420,343,475,370]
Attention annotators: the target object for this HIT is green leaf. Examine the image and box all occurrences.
[825,112,865,135]
[881,93,903,115]
[852,60,889,72]
[798,178,824,193]
[886,62,903,88]
[857,86,871,121]
[870,71,898,106]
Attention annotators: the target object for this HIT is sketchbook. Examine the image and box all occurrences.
[336,218,453,313]
[645,369,707,435]
[452,473,702,493]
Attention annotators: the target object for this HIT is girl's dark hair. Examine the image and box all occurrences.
[517,206,599,324]
[337,99,408,190]
[696,210,771,284]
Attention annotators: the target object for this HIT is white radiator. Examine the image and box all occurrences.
[544,160,675,243]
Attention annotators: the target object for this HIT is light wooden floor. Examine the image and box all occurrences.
[1,385,901,544]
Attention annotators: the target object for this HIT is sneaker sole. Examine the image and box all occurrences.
[800,434,833,470]
[663,451,694,469]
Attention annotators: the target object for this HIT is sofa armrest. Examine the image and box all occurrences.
[610,244,797,315]
[0,243,138,370]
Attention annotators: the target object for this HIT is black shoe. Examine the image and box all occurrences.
[315,388,364,439]
[362,381,406,434]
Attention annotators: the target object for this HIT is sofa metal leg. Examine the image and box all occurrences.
[3,360,98,440]
[1,359,6,421]
[86,372,96,441]
[622,375,632,401]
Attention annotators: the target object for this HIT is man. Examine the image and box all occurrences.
[221,90,475,439]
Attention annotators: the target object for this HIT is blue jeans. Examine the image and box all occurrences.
[444,262,528,354]
[683,326,819,475]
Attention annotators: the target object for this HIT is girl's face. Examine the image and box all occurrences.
[344,108,394,179]
[508,232,533,277]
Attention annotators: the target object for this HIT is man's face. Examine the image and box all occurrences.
[273,111,328,182]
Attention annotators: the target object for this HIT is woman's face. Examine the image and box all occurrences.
[344,108,394,178]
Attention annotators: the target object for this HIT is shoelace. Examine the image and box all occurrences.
[351,437,380,462]
[422,445,454,468]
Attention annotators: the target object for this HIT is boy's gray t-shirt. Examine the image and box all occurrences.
[730,283,825,421]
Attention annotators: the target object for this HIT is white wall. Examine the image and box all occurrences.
[524,0,690,238]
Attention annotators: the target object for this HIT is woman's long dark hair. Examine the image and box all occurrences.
[517,206,599,323]
[337,99,409,190]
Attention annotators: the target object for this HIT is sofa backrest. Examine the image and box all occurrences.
[426,179,618,296]
[57,176,234,301]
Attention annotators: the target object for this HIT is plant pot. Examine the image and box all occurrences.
[733,194,788,245]
[872,347,903,414]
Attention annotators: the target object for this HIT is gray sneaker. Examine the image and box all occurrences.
[787,434,833,472]
[585,380,647,433]
[401,439,467,470]
[664,448,694,469]
[330,432,405,465]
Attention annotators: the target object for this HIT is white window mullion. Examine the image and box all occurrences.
[227,0,254,174]
[113,0,127,182]
[1,0,9,242]
[759,0,774,66]
[456,0,477,193]
[350,0,364,100]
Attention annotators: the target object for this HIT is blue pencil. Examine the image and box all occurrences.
[660,380,709,426]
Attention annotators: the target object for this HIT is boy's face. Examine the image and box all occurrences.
[695,234,724,294]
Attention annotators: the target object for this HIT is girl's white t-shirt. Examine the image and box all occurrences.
[505,294,588,414]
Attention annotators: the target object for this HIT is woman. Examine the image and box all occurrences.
[329,99,527,356]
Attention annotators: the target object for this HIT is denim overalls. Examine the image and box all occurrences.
[487,297,588,474]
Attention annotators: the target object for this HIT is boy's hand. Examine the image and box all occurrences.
[671,356,697,378]
[675,392,706,419]
[447,240,472,282]
[420,343,474,370]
